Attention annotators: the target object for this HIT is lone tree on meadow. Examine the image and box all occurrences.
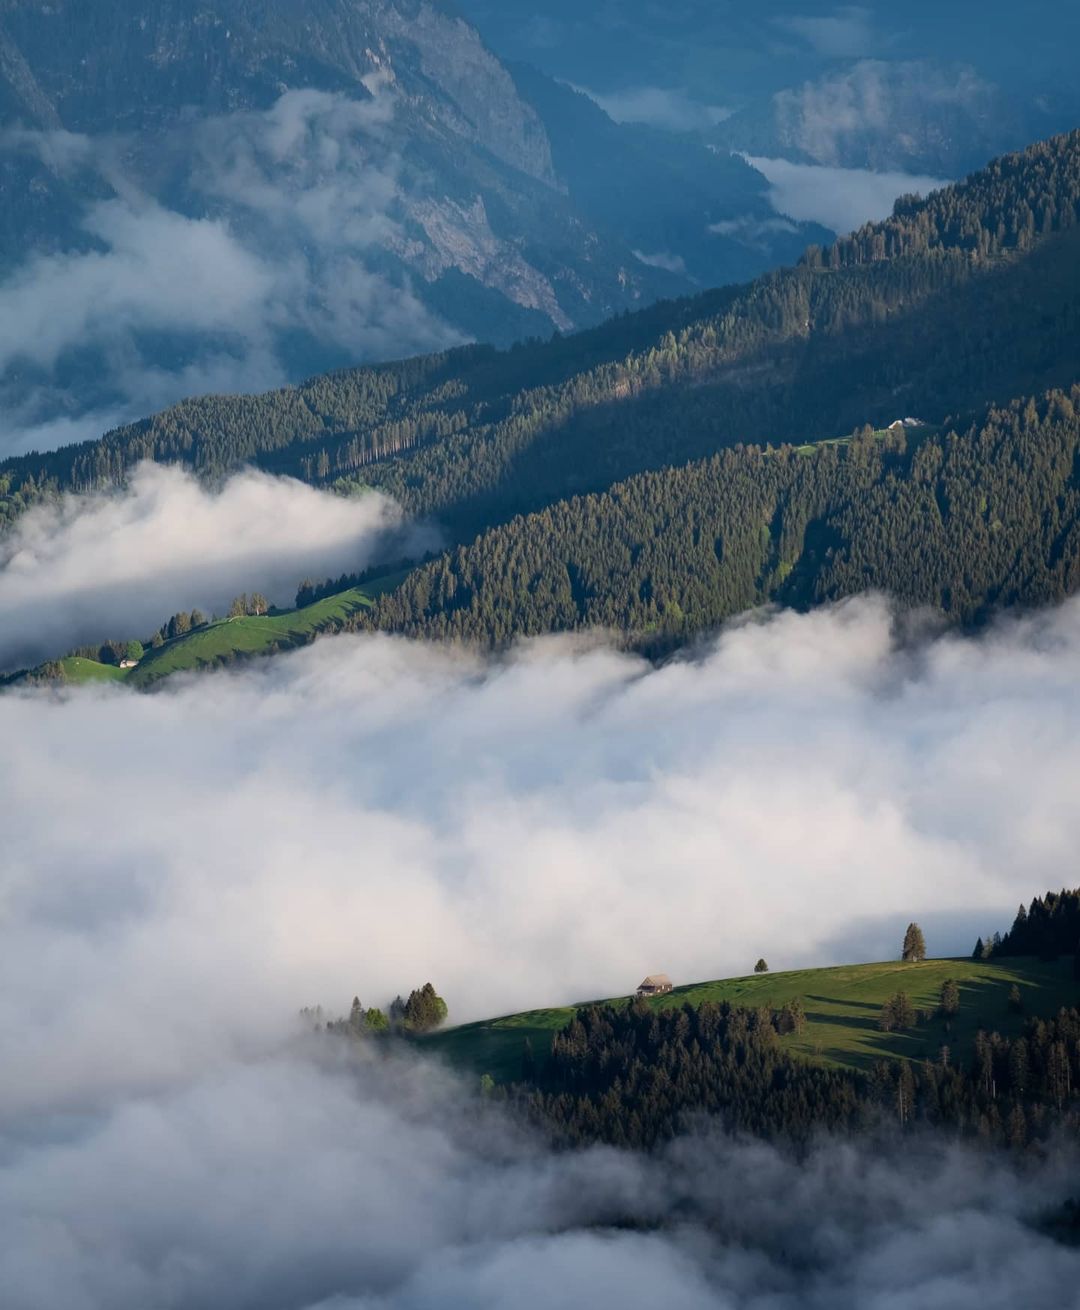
[901,923,927,962]
[754,958,769,973]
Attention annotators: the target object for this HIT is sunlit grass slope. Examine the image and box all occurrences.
[59,656,128,684]
[424,957,1079,1084]
[127,573,406,687]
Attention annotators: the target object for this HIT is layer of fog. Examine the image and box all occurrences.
[0,464,435,669]
[0,86,459,458]
[6,594,1080,1304]
[4,1042,1077,1310]
[8,595,1080,1117]
[746,154,950,234]
[578,84,732,133]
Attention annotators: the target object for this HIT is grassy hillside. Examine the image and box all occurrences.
[424,956,1079,1083]
[8,573,404,692]
[127,585,385,687]
[58,656,128,684]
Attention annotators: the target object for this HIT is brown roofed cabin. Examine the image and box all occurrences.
[637,974,673,997]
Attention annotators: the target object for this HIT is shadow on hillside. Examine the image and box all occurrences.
[806,994,879,1012]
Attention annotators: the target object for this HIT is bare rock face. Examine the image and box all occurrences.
[0,0,554,181]
[0,0,686,451]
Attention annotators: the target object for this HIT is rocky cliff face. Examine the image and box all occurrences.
[0,0,816,458]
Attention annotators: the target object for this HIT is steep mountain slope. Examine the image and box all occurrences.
[365,390,1080,647]
[5,129,1078,536]
[5,129,1080,677]
[0,0,818,456]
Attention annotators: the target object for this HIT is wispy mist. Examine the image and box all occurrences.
[0,86,459,458]
[2,1040,1077,1310]
[746,155,949,234]
[0,464,434,669]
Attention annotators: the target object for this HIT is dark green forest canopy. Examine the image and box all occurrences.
[511,994,1080,1153]
[357,389,1080,647]
[3,128,1080,543]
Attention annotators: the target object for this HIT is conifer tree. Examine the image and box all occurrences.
[901,923,926,962]
[754,959,769,973]
[940,979,960,1017]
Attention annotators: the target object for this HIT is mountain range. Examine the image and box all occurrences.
[4,125,1080,679]
[0,0,827,454]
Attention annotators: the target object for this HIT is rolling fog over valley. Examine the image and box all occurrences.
[3,4,1080,1307]
[6,602,1080,1304]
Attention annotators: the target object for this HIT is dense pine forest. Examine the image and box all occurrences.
[3,130,1080,549]
[360,389,1080,646]
[984,890,1080,968]
[511,992,1080,1154]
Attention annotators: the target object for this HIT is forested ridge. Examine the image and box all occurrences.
[3,129,1080,546]
[359,389,1080,646]
[512,994,1080,1153]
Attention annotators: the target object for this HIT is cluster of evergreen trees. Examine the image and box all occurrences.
[312,983,449,1041]
[979,888,1080,971]
[510,996,1080,1153]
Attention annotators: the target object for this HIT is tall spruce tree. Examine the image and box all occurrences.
[901,923,927,962]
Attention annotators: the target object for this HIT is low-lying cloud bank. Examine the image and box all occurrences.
[4,1045,1077,1310]
[746,155,950,234]
[5,595,1080,1114]
[0,463,433,669]
[5,595,1080,1305]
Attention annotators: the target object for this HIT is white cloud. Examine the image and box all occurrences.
[0,463,434,668]
[1,1041,1077,1310]
[578,84,731,134]
[746,154,949,233]
[5,596,1080,1116]
[0,88,460,459]
[633,249,688,275]
[3,595,1080,1305]
[762,59,999,172]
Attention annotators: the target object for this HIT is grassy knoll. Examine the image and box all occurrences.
[59,656,128,684]
[127,574,406,687]
[423,956,1079,1084]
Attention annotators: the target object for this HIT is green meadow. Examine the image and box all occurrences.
[423,956,1079,1084]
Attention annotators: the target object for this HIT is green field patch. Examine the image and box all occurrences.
[422,956,1078,1084]
[128,584,386,687]
[59,657,128,684]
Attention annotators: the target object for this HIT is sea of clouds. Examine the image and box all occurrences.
[6,471,1080,1304]
[4,594,1080,1306]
